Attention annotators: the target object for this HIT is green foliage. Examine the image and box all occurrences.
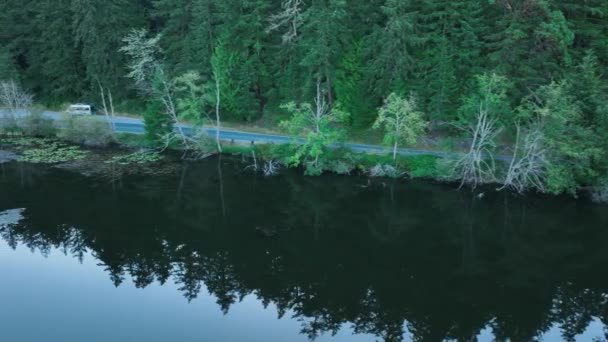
[373,93,428,160]
[591,175,608,203]
[334,41,376,128]
[0,49,18,81]
[0,116,20,135]
[370,0,421,95]
[2,0,608,194]
[404,155,439,178]
[280,100,349,175]
[211,39,252,121]
[17,111,57,137]
[58,116,114,147]
[114,133,149,148]
[518,81,600,194]
[457,73,512,125]
[173,71,211,125]
[71,0,146,95]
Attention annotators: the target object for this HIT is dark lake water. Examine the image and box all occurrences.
[1,157,608,342]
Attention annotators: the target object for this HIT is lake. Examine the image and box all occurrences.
[1,157,607,342]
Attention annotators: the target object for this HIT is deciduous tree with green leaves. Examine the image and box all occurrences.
[373,93,427,161]
[280,82,349,175]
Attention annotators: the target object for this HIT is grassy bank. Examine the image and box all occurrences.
[3,112,607,202]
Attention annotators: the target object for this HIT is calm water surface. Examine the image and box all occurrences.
[1,157,608,342]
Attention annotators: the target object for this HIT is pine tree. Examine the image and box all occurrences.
[334,41,376,128]
[485,0,574,98]
[298,0,349,103]
[0,49,19,81]
[211,0,274,120]
[29,0,85,100]
[566,52,608,174]
[555,1,608,69]
[415,0,485,121]
[0,0,38,86]
[153,0,198,74]
[72,0,147,95]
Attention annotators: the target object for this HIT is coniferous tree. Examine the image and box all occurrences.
[153,0,203,74]
[370,0,422,97]
[30,0,85,100]
[298,0,349,104]
[72,0,147,95]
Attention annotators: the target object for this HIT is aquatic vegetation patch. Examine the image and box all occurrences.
[19,142,88,164]
[106,151,163,165]
[0,137,56,148]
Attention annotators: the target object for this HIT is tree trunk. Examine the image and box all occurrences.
[393,141,398,161]
[215,74,222,153]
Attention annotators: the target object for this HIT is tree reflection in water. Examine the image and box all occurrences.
[1,158,608,342]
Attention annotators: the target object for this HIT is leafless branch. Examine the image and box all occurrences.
[499,121,547,193]
[267,0,303,44]
[0,80,33,115]
[453,107,502,189]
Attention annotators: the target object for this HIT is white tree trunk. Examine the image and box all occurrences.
[454,107,501,189]
[214,73,222,153]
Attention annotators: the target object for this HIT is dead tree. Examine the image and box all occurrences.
[453,107,501,189]
[98,82,116,132]
[267,0,303,44]
[213,69,222,153]
[0,80,33,115]
[499,122,547,193]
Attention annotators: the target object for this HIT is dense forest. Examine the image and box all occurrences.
[1,0,608,195]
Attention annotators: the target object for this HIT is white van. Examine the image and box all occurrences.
[67,103,96,115]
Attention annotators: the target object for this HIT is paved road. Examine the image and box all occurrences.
[2,110,474,159]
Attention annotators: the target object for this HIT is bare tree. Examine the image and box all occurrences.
[98,81,116,132]
[120,30,190,148]
[0,80,33,115]
[499,122,547,193]
[452,107,502,189]
[119,29,162,95]
[263,160,281,176]
[267,0,304,44]
[213,69,222,153]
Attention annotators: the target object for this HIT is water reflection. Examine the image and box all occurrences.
[1,159,608,341]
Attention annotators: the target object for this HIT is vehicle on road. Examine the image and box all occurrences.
[67,103,96,116]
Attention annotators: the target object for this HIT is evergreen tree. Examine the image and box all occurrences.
[298,0,349,103]
[214,0,273,121]
[334,41,376,128]
[555,1,608,69]
[0,49,19,81]
[369,0,423,97]
[0,0,38,86]
[30,0,85,100]
[415,0,485,121]
[72,0,147,95]
[152,0,197,75]
[485,0,574,98]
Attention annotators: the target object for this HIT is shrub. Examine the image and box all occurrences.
[58,116,114,147]
[591,177,608,203]
[368,164,403,178]
[404,155,439,178]
[143,100,172,145]
[327,160,354,175]
[0,115,20,135]
[18,110,57,137]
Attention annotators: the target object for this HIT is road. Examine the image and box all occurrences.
[2,110,469,159]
